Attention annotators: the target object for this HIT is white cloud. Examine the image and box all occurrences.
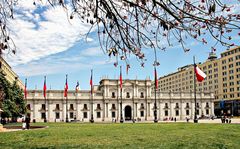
[79,47,105,57]
[3,0,94,66]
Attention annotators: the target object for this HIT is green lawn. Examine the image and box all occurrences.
[0,122,239,149]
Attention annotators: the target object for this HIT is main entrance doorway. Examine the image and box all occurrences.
[124,105,132,121]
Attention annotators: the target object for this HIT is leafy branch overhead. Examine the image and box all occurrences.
[0,0,240,68]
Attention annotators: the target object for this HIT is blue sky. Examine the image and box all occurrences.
[3,0,240,90]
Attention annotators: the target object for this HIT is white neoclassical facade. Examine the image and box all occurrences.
[26,79,215,122]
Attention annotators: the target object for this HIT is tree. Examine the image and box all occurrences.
[0,0,240,68]
[0,73,26,121]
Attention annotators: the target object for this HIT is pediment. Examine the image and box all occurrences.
[123,81,133,86]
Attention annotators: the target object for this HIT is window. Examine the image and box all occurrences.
[230,94,234,98]
[126,92,130,98]
[112,112,115,118]
[175,103,179,108]
[41,113,46,119]
[206,102,209,108]
[223,95,227,98]
[229,57,233,62]
[222,66,227,70]
[165,110,168,116]
[206,109,209,115]
[175,110,179,116]
[236,55,240,60]
[229,64,234,68]
[97,104,101,110]
[27,104,31,110]
[196,109,199,115]
[230,88,234,92]
[83,112,88,118]
[70,112,74,119]
[56,104,60,110]
[186,103,190,108]
[229,82,234,86]
[237,68,240,72]
[165,103,168,108]
[97,112,101,118]
[140,103,144,109]
[41,104,46,110]
[236,62,240,66]
[70,104,74,110]
[84,104,88,110]
[112,92,116,98]
[222,60,226,64]
[222,77,227,81]
[222,72,227,76]
[229,76,234,80]
[229,70,234,74]
[237,74,240,78]
[186,110,189,116]
[196,103,200,108]
[55,112,60,119]
[140,92,144,98]
[112,104,116,110]
[140,111,144,117]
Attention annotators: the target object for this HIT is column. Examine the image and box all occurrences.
[62,100,65,122]
[211,100,214,116]
[180,100,183,120]
[106,103,108,118]
[191,101,194,119]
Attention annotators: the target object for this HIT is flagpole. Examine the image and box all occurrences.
[24,78,27,100]
[120,66,124,123]
[90,69,94,123]
[154,66,158,123]
[44,76,47,123]
[65,74,69,123]
[193,56,198,123]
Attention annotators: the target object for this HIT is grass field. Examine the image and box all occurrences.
[0,122,240,149]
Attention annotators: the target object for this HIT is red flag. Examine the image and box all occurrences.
[120,66,122,89]
[194,65,206,82]
[64,75,68,97]
[154,68,158,89]
[90,70,93,94]
[24,78,27,99]
[43,76,47,98]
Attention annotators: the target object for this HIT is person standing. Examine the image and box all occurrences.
[26,116,31,129]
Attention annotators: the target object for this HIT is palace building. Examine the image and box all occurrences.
[26,79,214,122]
[158,46,240,116]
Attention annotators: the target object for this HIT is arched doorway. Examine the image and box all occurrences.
[124,105,132,121]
